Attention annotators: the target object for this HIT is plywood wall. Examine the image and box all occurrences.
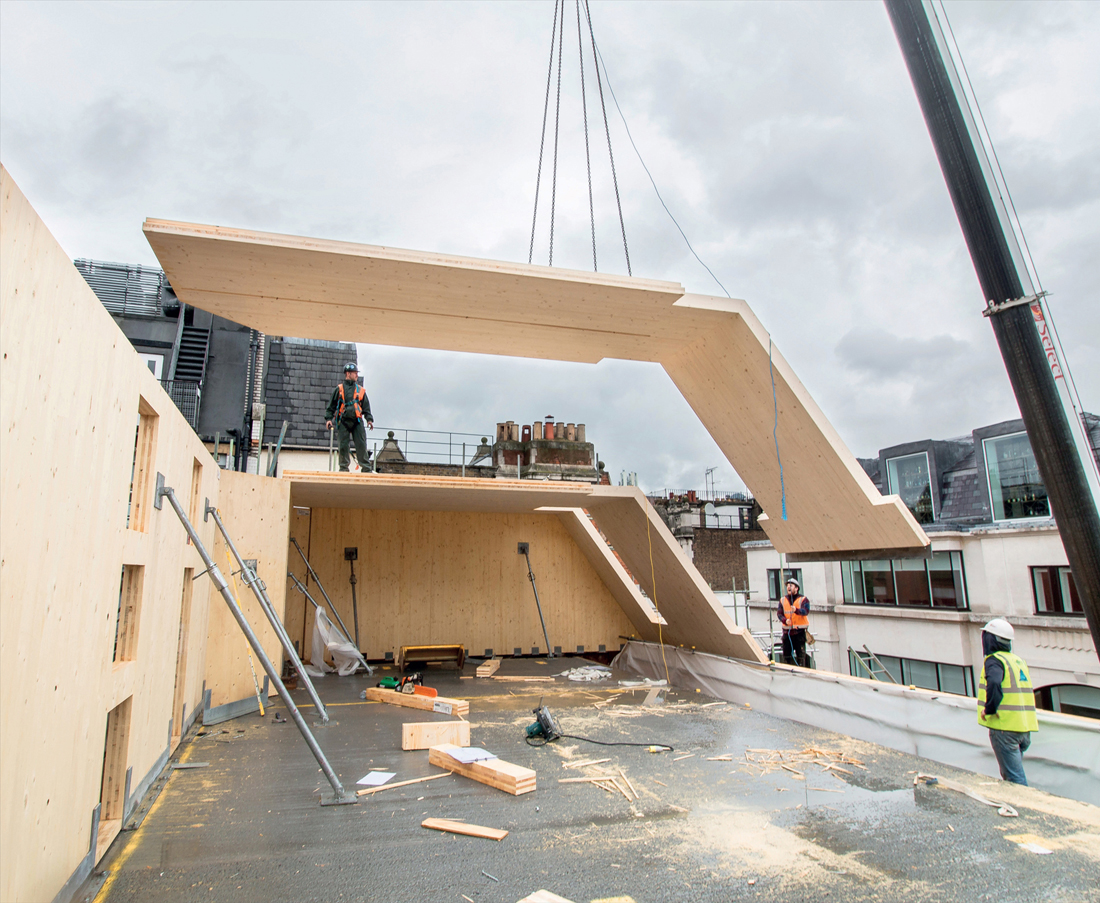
[291,509,635,661]
[0,167,218,903]
[205,470,291,708]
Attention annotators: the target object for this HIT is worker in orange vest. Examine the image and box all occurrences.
[777,577,810,667]
[325,362,374,472]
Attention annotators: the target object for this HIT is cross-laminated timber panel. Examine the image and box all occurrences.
[1,168,217,903]
[284,472,764,663]
[144,219,929,560]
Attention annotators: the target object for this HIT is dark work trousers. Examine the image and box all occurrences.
[989,728,1031,785]
[337,419,370,472]
[782,628,807,667]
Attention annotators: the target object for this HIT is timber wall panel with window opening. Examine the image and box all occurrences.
[96,697,133,862]
[113,566,145,662]
[128,398,159,532]
[0,170,223,903]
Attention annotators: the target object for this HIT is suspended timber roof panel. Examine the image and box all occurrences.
[146,219,928,559]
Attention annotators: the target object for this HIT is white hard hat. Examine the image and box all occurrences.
[785,577,800,589]
[982,618,1015,641]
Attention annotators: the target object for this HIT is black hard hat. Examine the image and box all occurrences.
[344,361,358,372]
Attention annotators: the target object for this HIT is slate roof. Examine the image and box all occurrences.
[262,338,357,449]
[859,414,1100,531]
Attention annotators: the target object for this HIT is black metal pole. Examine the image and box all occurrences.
[519,543,554,657]
[885,0,1100,658]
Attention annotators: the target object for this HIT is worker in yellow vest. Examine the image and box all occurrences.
[977,618,1038,785]
[777,577,810,667]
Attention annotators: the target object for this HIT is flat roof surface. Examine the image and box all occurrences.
[86,658,1099,903]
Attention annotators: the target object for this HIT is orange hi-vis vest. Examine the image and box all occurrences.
[781,595,809,630]
[337,382,367,420]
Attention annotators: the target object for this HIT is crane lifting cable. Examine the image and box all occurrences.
[527,0,630,274]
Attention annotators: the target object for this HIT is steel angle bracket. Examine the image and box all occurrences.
[320,789,359,807]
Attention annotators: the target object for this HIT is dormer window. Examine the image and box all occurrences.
[886,452,934,524]
[983,432,1050,520]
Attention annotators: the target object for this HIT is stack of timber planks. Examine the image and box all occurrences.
[362,686,469,716]
[475,658,501,677]
[429,744,536,795]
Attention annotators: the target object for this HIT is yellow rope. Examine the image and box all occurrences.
[645,498,671,686]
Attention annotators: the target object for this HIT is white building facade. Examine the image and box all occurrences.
[743,416,1100,720]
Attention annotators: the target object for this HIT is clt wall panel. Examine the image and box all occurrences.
[205,470,291,708]
[0,167,216,903]
[300,509,635,660]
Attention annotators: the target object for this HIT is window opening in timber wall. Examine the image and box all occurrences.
[127,397,159,531]
[113,566,145,662]
[171,569,195,745]
[187,457,203,544]
[97,696,133,861]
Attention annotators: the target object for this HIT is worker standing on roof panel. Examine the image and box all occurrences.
[325,362,374,472]
[978,618,1038,785]
[778,577,810,668]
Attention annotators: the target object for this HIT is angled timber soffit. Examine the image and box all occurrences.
[145,219,929,560]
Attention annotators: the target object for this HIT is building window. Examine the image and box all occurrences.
[840,551,967,609]
[766,568,803,601]
[849,649,974,697]
[1031,566,1082,615]
[984,432,1050,520]
[1035,684,1100,720]
[138,352,164,379]
[886,452,934,524]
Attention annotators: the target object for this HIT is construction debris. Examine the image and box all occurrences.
[558,665,612,682]
[562,758,611,770]
[914,773,1019,817]
[429,744,536,795]
[741,746,866,779]
[421,817,508,841]
[356,772,450,797]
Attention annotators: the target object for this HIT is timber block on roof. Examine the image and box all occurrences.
[144,219,928,560]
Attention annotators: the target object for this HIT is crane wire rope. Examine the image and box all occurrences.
[582,0,630,275]
[932,0,1090,431]
[528,0,561,265]
[576,0,597,271]
[549,0,566,266]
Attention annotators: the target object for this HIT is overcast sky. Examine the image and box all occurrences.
[3,1,1097,496]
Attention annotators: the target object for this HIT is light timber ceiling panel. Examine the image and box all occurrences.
[146,219,928,559]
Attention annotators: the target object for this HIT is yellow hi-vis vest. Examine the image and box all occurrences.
[977,651,1038,733]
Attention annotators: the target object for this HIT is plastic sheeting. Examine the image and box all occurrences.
[307,607,361,677]
[615,641,1100,807]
